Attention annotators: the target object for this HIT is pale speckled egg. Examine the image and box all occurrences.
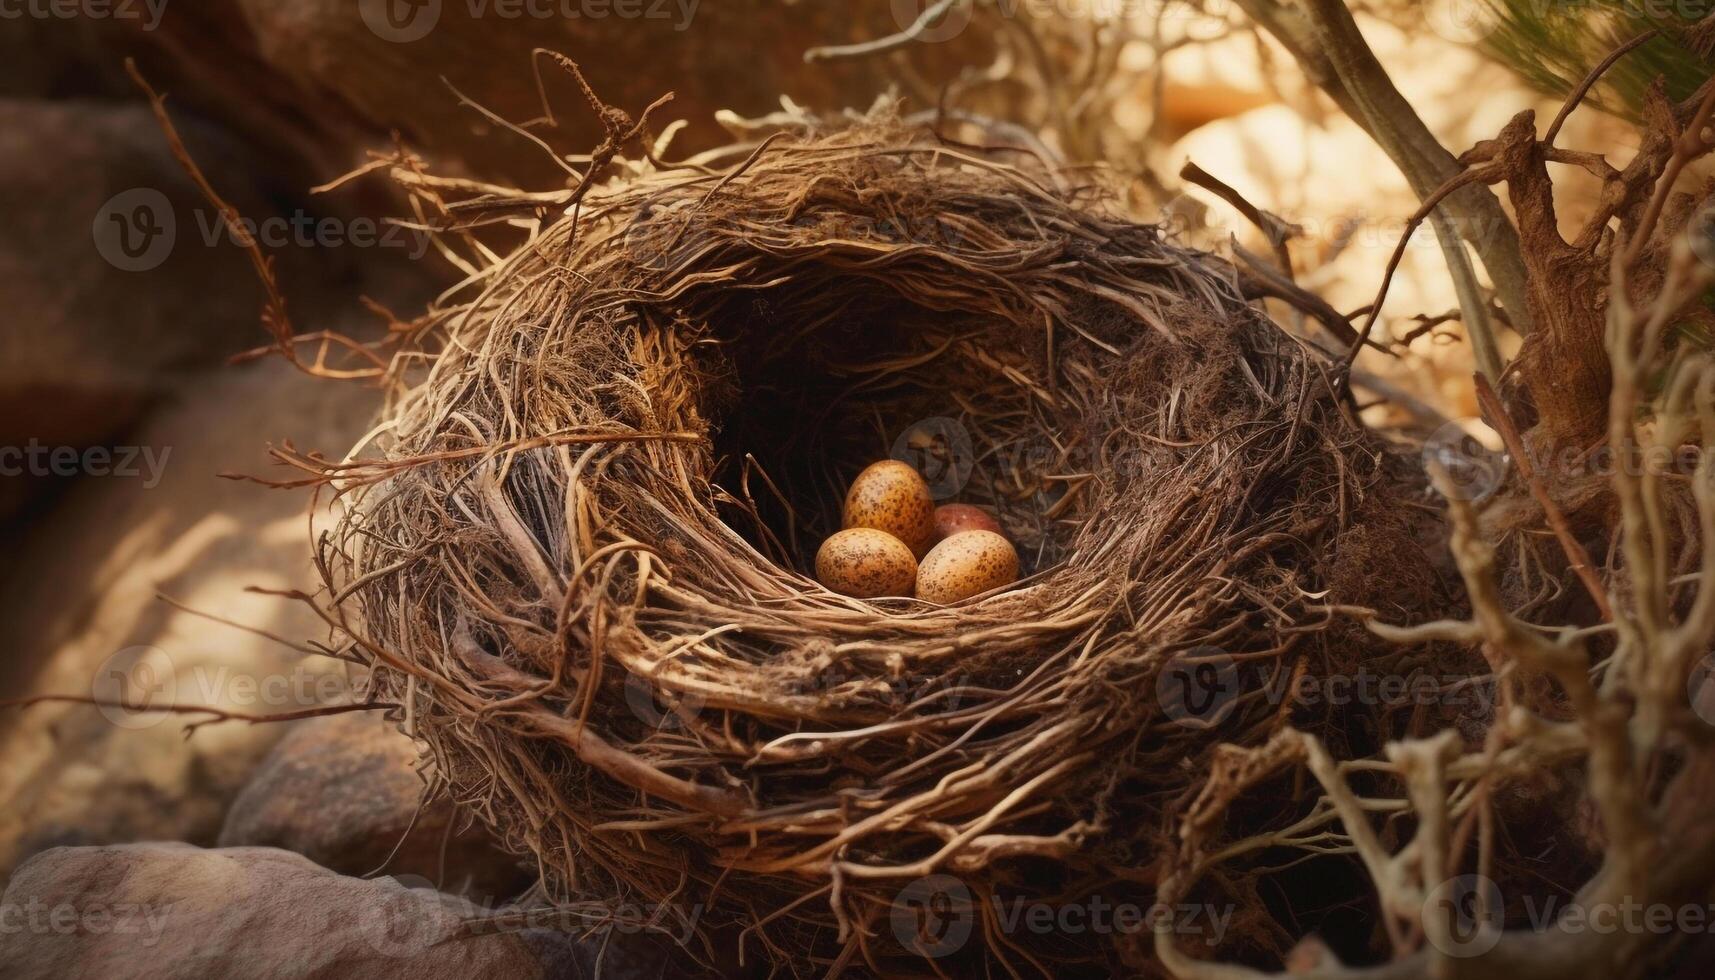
[915,530,1019,605]
[933,503,1004,541]
[842,460,937,557]
[816,528,918,598]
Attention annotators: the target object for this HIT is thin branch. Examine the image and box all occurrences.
[1544,29,1661,147]
[1239,0,1535,339]
[1474,375,1613,621]
[802,0,964,63]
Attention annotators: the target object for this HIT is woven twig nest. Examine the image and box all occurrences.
[315,117,1428,975]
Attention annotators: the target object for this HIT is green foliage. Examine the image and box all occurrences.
[1480,0,1711,115]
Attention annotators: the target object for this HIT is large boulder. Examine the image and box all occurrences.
[0,844,690,978]
[0,97,381,521]
[42,1,980,185]
[0,100,254,442]
[0,14,134,100]
[229,0,892,181]
[0,357,378,883]
[218,711,526,898]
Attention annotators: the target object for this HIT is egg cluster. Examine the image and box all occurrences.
[814,460,1020,603]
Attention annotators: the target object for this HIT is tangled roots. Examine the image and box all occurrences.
[317,119,1438,974]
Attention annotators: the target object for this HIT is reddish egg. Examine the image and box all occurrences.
[933,503,1004,540]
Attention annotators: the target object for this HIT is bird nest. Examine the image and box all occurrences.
[308,117,1444,975]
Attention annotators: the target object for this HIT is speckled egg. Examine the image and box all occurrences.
[915,530,1019,605]
[816,528,918,598]
[932,503,1004,541]
[842,460,937,556]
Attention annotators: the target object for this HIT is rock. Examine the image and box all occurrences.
[218,711,526,898]
[225,0,928,183]
[45,0,983,186]
[0,357,378,883]
[0,16,133,100]
[0,98,371,521]
[0,99,275,439]
[0,843,692,979]
[1,1,943,185]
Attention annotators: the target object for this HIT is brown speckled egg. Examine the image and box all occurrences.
[933,503,1004,541]
[816,528,918,598]
[842,460,937,556]
[915,530,1019,605]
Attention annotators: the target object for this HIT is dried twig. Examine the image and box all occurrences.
[1236,0,1536,343]
[1473,374,1613,621]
